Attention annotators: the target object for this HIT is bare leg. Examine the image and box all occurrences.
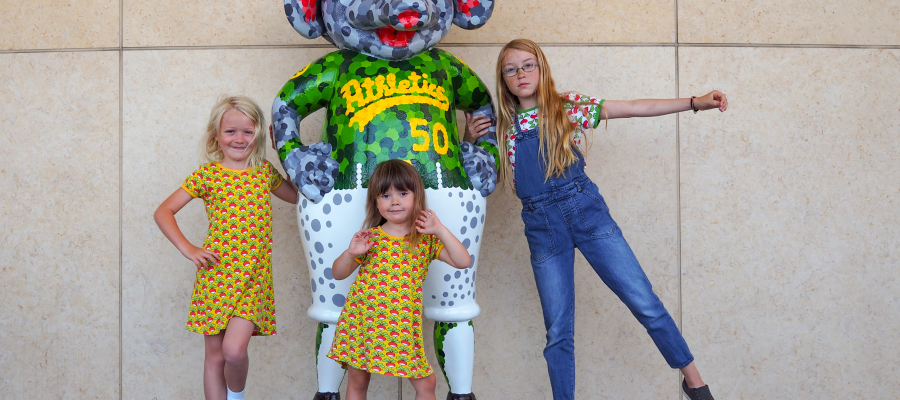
[409,374,437,400]
[681,362,706,388]
[345,367,371,400]
[222,317,256,392]
[203,333,227,400]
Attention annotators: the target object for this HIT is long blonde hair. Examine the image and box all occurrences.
[202,95,267,169]
[364,160,428,248]
[496,39,601,183]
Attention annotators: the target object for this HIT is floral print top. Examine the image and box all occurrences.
[507,93,605,171]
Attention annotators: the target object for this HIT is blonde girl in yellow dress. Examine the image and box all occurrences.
[154,96,298,400]
[328,160,473,400]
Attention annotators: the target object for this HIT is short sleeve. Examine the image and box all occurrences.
[180,168,207,198]
[353,253,368,266]
[424,235,445,262]
[265,161,285,191]
[564,93,605,129]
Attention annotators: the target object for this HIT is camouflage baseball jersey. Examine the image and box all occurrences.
[275,48,499,191]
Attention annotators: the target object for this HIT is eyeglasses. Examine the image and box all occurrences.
[501,62,539,77]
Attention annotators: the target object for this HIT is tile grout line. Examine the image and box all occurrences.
[675,1,685,399]
[118,0,124,398]
[2,42,900,55]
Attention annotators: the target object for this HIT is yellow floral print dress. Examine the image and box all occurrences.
[327,227,444,378]
[181,162,284,336]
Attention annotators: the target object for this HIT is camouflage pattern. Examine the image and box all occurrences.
[273,48,499,201]
[277,1,497,396]
[285,0,495,62]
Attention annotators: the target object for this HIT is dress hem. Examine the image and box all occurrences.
[327,354,433,379]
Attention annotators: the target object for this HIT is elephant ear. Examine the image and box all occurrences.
[453,0,494,30]
[285,0,328,40]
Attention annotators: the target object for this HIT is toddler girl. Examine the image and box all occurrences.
[327,159,472,400]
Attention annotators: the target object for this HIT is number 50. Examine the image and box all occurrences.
[409,118,450,155]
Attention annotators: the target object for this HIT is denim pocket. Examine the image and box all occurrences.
[576,190,617,239]
[522,206,556,262]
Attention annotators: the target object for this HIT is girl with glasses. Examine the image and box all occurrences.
[466,39,727,400]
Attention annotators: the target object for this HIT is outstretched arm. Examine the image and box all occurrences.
[602,90,728,120]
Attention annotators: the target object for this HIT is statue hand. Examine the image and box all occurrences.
[460,141,497,197]
[283,142,339,203]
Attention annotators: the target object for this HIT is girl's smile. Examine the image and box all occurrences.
[217,109,256,168]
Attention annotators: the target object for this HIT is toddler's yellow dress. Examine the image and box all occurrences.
[328,227,444,378]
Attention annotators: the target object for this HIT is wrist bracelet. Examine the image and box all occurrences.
[691,96,698,114]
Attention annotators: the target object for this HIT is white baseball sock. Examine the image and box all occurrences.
[226,386,245,400]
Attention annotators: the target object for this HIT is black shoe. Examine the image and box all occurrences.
[682,379,714,400]
[446,392,476,400]
[313,392,340,400]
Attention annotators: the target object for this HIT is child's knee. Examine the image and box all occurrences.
[221,342,249,365]
[204,340,225,365]
[204,352,226,368]
[348,369,371,391]
[416,374,436,391]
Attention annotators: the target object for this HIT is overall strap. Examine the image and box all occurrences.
[514,116,526,134]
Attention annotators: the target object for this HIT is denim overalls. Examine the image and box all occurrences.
[513,118,693,400]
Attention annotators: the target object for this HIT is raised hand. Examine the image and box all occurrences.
[347,229,375,257]
[415,209,444,235]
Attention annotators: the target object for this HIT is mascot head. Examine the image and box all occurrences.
[285,0,494,61]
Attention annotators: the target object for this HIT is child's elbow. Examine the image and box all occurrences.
[331,264,353,280]
[455,254,472,269]
[152,206,167,224]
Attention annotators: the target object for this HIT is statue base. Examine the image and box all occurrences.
[447,392,477,400]
[313,392,340,400]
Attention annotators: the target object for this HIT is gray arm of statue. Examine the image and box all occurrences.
[272,98,340,204]
[460,103,498,197]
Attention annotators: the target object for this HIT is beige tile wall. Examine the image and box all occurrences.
[0,51,120,398]
[679,46,900,399]
[0,0,119,50]
[679,0,900,45]
[2,0,899,399]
